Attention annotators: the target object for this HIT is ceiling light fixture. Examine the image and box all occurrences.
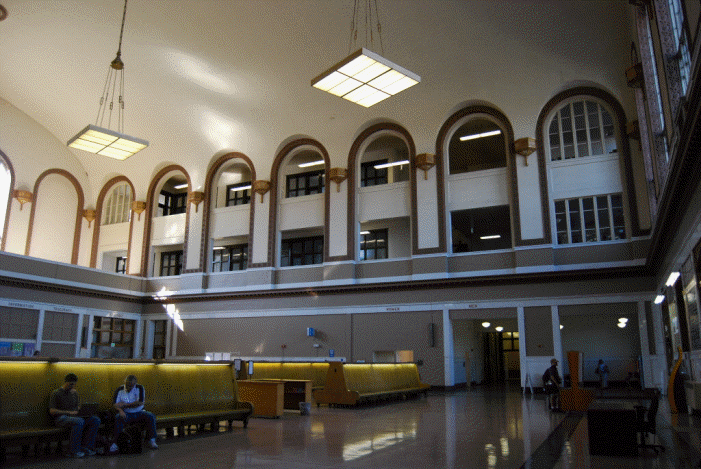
[480,235,501,240]
[482,322,491,328]
[174,183,188,190]
[459,130,502,141]
[374,160,409,169]
[654,294,665,304]
[495,326,504,332]
[298,160,325,168]
[67,0,148,160]
[311,1,420,107]
[666,271,680,286]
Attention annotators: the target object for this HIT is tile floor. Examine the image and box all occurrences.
[4,385,700,468]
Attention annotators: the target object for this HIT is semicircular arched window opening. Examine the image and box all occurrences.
[449,118,505,175]
[359,135,409,187]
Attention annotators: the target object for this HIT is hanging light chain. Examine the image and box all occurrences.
[348,0,384,54]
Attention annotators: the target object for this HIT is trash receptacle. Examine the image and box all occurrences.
[299,402,311,415]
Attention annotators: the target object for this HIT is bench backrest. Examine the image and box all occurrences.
[0,359,240,430]
[249,362,329,388]
[342,363,425,394]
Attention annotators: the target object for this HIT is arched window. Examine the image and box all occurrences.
[544,94,628,245]
[548,100,616,161]
[102,182,132,225]
[0,160,10,244]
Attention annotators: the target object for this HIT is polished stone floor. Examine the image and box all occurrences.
[4,386,701,468]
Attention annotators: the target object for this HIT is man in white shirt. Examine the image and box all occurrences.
[109,375,158,453]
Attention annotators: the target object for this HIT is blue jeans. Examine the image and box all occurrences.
[113,411,157,441]
[55,415,100,454]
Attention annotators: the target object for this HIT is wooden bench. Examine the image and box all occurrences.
[0,358,253,461]
[313,362,430,406]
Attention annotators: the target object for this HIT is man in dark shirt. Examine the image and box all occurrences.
[543,358,562,411]
[49,373,100,458]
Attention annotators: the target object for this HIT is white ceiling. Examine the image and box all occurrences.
[0,0,632,194]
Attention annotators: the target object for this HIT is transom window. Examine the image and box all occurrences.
[361,160,388,187]
[226,183,251,206]
[286,170,324,198]
[212,244,248,272]
[280,236,323,266]
[554,194,625,244]
[549,100,616,161]
[103,183,132,225]
[360,229,388,260]
[160,250,183,276]
[159,190,186,216]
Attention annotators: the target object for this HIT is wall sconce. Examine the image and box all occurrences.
[514,138,536,165]
[188,191,204,213]
[253,180,271,203]
[328,167,348,192]
[415,154,435,180]
[626,63,644,88]
[12,190,32,210]
[83,209,96,228]
[131,201,146,221]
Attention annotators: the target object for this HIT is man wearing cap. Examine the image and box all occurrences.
[543,358,562,411]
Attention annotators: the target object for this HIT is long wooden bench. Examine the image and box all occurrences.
[0,358,253,461]
[312,362,430,406]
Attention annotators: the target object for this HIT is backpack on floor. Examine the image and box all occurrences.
[117,425,143,454]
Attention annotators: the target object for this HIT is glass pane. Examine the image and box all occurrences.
[513,339,519,350]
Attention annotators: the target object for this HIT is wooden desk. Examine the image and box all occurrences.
[238,380,284,418]
[587,400,638,456]
[258,379,312,411]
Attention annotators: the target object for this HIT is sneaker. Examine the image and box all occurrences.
[82,447,96,456]
[72,451,85,458]
[147,438,158,449]
[109,443,119,454]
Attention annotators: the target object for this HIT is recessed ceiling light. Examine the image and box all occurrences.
[666,271,680,286]
[482,322,491,328]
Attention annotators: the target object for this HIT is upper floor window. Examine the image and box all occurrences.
[212,244,248,272]
[286,170,324,198]
[449,118,505,175]
[115,256,127,274]
[226,182,251,206]
[103,183,132,225]
[549,100,616,161]
[554,194,625,244]
[361,160,388,187]
[360,229,388,260]
[666,0,691,95]
[280,236,323,266]
[159,190,186,216]
[160,250,183,276]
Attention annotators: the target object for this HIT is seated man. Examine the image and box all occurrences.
[49,373,101,458]
[109,374,158,453]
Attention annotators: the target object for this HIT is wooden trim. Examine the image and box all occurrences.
[535,86,642,246]
[140,165,191,277]
[25,169,85,265]
[254,139,329,269]
[90,176,136,269]
[347,123,417,260]
[200,153,256,273]
[0,148,15,252]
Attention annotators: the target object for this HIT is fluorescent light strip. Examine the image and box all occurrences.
[298,160,325,168]
[665,271,680,286]
[174,183,188,190]
[480,235,501,240]
[312,48,420,108]
[459,130,502,141]
[230,185,252,191]
[654,294,665,304]
[374,160,409,169]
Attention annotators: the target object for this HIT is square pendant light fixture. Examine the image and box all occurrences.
[312,48,420,107]
[67,0,148,160]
